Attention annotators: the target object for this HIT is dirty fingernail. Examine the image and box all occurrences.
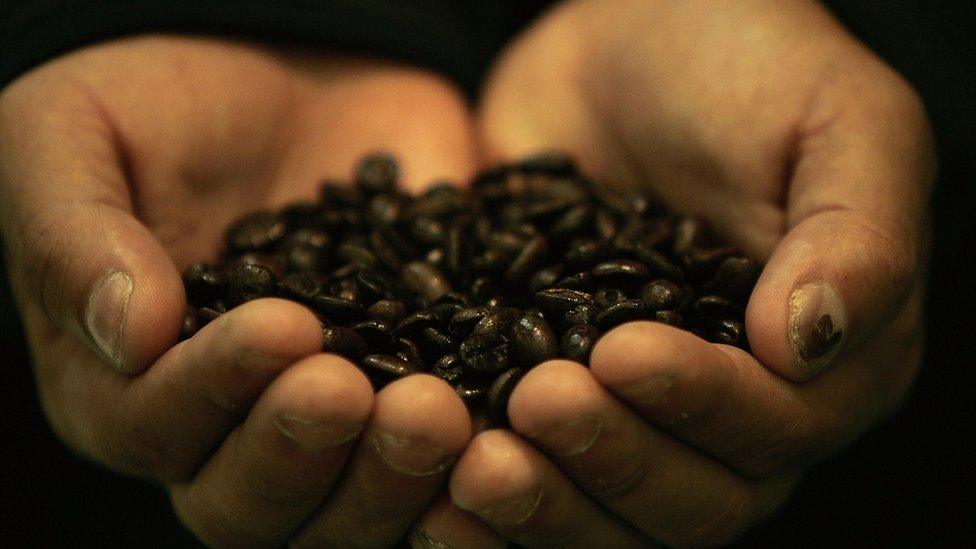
[789,281,846,375]
[85,270,133,371]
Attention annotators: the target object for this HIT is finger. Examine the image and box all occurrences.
[450,429,650,548]
[171,354,373,547]
[590,322,818,478]
[0,79,184,373]
[747,68,935,381]
[293,375,471,547]
[409,492,508,549]
[106,298,324,480]
[507,360,797,547]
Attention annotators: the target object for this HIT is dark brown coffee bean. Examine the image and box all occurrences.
[367,300,407,323]
[417,327,457,360]
[449,307,494,337]
[396,337,426,368]
[594,208,619,240]
[459,334,510,374]
[632,244,686,282]
[225,210,288,253]
[401,261,452,303]
[445,219,473,281]
[284,242,327,273]
[351,319,395,350]
[280,272,320,302]
[594,288,627,309]
[672,216,704,256]
[435,292,470,306]
[396,310,440,336]
[595,299,654,330]
[549,204,593,241]
[409,217,447,246]
[528,265,566,294]
[487,368,526,425]
[553,271,593,290]
[311,295,366,324]
[711,256,762,303]
[365,193,403,226]
[710,319,745,347]
[505,235,549,285]
[183,263,224,304]
[488,230,532,254]
[362,354,420,379]
[519,199,576,225]
[371,226,417,271]
[455,380,489,404]
[509,313,558,367]
[535,288,594,317]
[693,295,744,320]
[564,303,599,327]
[181,307,199,340]
[226,263,278,306]
[355,153,398,194]
[565,238,611,270]
[319,181,365,208]
[279,201,322,229]
[404,184,465,219]
[429,302,464,325]
[197,306,223,327]
[682,246,738,282]
[640,279,683,310]
[472,307,521,338]
[469,277,500,305]
[561,324,601,363]
[655,309,684,326]
[591,260,650,288]
[518,151,577,176]
[322,326,368,359]
[336,240,379,268]
[432,353,464,383]
[356,269,401,302]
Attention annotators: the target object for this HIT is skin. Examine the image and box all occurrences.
[0,36,479,547]
[420,0,935,547]
[1,0,935,546]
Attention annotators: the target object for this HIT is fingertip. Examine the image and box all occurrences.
[374,375,473,452]
[508,360,603,437]
[589,321,695,390]
[449,430,541,522]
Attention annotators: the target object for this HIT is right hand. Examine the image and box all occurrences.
[0,35,477,547]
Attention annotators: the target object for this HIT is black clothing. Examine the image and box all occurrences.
[1,1,973,546]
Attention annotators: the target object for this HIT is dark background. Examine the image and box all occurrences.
[1,1,974,546]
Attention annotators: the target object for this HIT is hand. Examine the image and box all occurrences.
[415,1,935,546]
[0,35,478,547]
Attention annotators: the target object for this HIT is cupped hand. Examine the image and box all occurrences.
[417,0,935,546]
[0,35,478,547]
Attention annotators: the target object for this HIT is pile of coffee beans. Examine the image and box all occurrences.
[181,153,762,425]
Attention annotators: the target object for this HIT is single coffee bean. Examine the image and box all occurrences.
[632,244,686,283]
[365,193,403,226]
[322,326,368,359]
[371,226,417,271]
[682,246,738,282]
[182,263,224,304]
[509,313,558,367]
[225,210,288,253]
[487,368,526,425]
[181,307,199,340]
[396,310,441,337]
[518,151,577,176]
[311,294,366,324]
[564,303,599,327]
[710,318,745,347]
[655,309,684,326]
[445,219,473,281]
[432,353,464,383]
[401,261,452,303]
[535,288,594,317]
[565,238,610,270]
[472,307,521,338]
[561,324,602,363]
[361,354,420,380]
[356,269,401,302]
[336,240,380,268]
[429,302,464,325]
[404,184,465,219]
[672,216,704,256]
[319,181,365,208]
[505,235,549,284]
[197,306,223,327]
[226,263,278,306]
[279,272,320,302]
[594,288,628,309]
[553,271,592,290]
[417,327,457,360]
[711,256,762,304]
[355,153,398,194]
[284,242,327,273]
[640,279,683,311]
[409,217,447,246]
[528,264,566,294]
[449,307,495,337]
[455,380,489,404]
[549,203,593,241]
[692,295,744,320]
[367,300,407,323]
[396,337,426,368]
[595,299,654,330]
[351,319,396,350]
[459,334,511,374]
[591,260,650,289]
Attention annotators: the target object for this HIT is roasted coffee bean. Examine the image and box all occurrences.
[404,184,465,219]
[549,203,593,241]
[593,208,619,240]
[469,277,500,304]
[459,334,510,374]
[553,271,592,290]
[181,307,199,339]
[632,244,686,282]
[561,324,601,363]
[284,242,327,273]
[564,303,599,327]
[320,181,365,208]
[711,256,763,303]
[429,302,464,325]
[488,230,532,254]
[311,295,366,324]
[425,247,446,268]
[417,327,457,360]
[396,310,441,336]
[655,309,684,326]
[640,279,683,311]
[356,269,401,302]
[371,226,417,271]
[336,240,379,268]
[505,235,549,284]
[226,263,278,306]
[710,319,745,347]
[362,354,420,380]
[692,295,744,320]
[409,217,447,246]
[529,265,566,294]
[435,292,470,306]
[401,261,452,302]
[535,288,593,316]
[197,306,223,327]
[518,151,577,176]
[445,219,473,281]
[672,216,704,256]
[509,313,558,367]
[519,199,576,225]
[565,238,610,270]
[280,201,322,229]
[322,326,368,359]
[487,368,526,425]
[591,260,650,288]
[183,263,224,303]
[351,319,395,350]
[226,210,288,253]
[473,307,521,338]
[355,153,398,194]
[365,193,402,226]
[396,337,425,368]
[594,288,628,309]
[449,307,494,337]
[367,300,407,323]
[682,246,738,282]
[455,380,489,404]
[595,299,654,330]
[432,353,464,383]
[279,272,320,302]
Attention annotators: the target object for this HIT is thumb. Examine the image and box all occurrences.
[746,71,935,382]
[0,83,183,374]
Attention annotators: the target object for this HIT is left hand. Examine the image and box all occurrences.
[409,0,935,546]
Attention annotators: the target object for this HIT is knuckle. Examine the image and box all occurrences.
[669,491,754,548]
[730,413,818,478]
[115,421,197,482]
[239,468,323,512]
[172,492,250,549]
[581,452,652,513]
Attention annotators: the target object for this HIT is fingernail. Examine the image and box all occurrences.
[531,415,604,457]
[85,270,133,370]
[372,431,453,476]
[275,414,364,450]
[470,487,543,526]
[409,524,454,549]
[789,281,846,374]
